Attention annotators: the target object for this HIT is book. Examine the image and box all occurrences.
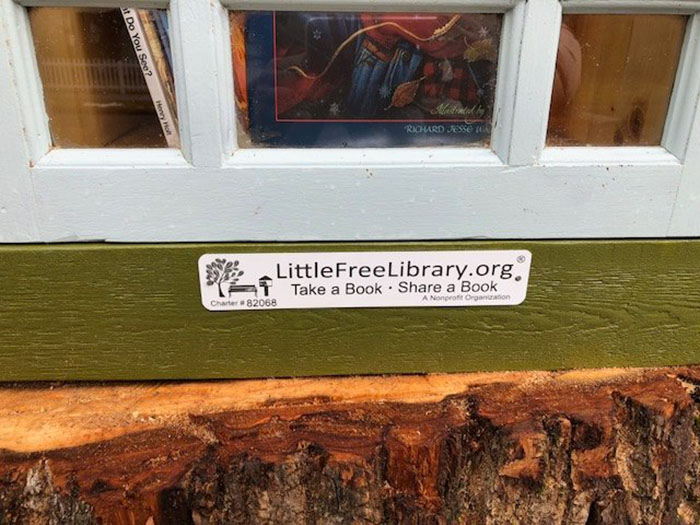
[121,8,180,148]
[150,11,174,73]
[230,12,249,133]
[236,12,501,147]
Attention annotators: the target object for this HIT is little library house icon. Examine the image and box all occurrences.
[259,276,272,296]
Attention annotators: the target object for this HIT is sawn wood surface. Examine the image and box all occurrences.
[2,367,700,523]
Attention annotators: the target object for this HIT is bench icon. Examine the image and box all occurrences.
[228,284,258,297]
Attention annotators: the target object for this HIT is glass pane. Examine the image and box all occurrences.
[547,14,687,146]
[29,7,179,148]
[231,11,502,147]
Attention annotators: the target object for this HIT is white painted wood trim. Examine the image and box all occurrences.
[561,0,700,14]
[229,148,504,167]
[668,13,700,235]
[1,0,51,162]
[170,0,230,166]
[0,0,41,241]
[668,109,700,235]
[490,1,525,163]
[215,2,237,155]
[1,0,699,242]
[540,146,682,166]
[223,0,516,13]
[36,149,190,167]
[495,0,561,166]
[663,14,700,160]
[28,162,681,241]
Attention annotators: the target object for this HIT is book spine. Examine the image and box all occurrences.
[121,8,180,148]
[150,12,173,72]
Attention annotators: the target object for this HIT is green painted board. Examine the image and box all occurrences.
[0,240,698,381]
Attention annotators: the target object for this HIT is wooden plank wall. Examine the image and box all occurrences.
[548,14,687,146]
[0,240,698,380]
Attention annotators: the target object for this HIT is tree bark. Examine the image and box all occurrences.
[1,367,700,524]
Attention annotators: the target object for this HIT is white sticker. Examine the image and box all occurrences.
[198,250,531,311]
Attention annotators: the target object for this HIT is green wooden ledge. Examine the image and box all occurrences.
[0,240,698,381]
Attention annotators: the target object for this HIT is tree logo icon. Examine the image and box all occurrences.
[205,258,244,298]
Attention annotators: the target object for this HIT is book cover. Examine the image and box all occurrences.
[237,12,501,147]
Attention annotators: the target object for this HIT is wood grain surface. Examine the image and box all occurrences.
[2,367,700,523]
[1,240,699,380]
[548,14,687,146]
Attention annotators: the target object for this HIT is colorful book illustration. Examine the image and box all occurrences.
[121,8,180,148]
[234,12,501,147]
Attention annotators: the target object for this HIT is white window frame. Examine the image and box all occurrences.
[1,0,699,242]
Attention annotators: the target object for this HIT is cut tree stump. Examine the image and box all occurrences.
[2,367,700,524]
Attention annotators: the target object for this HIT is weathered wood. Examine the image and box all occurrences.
[1,367,700,523]
[1,240,700,380]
